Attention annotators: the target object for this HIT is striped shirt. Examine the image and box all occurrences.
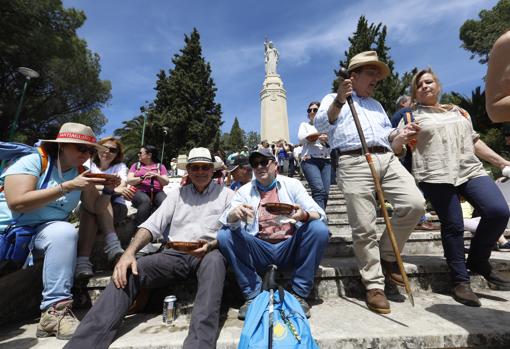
[314,92,394,152]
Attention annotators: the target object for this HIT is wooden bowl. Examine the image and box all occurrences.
[262,202,295,215]
[83,173,119,181]
[165,241,205,252]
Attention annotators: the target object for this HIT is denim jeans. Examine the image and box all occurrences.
[419,176,510,283]
[34,221,78,310]
[301,158,331,210]
[217,220,329,299]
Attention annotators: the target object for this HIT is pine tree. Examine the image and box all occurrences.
[332,16,411,115]
[229,117,245,151]
[117,28,223,165]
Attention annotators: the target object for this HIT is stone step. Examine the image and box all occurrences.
[4,288,510,348]
[80,251,510,307]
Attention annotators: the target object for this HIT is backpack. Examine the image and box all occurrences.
[0,142,49,193]
[238,265,319,349]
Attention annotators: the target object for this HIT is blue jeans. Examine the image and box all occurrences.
[419,176,510,283]
[34,221,78,310]
[217,220,329,299]
[301,158,331,210]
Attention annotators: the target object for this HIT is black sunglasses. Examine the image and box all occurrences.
[250,158,271,168]
[189,164,213,172]
[307,108,318,113]
[75,144,97,155]
[101,146,118,154]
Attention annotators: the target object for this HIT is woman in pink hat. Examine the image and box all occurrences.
[0,122,115,339]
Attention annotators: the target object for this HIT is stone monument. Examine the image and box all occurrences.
[260,39,290,143]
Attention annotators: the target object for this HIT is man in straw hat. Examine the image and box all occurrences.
[67,147,234,349]
[314,51,425,314]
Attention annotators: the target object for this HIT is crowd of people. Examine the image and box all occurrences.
[1,43,510,348]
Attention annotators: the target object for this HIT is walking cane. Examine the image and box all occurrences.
[338,68,414,306]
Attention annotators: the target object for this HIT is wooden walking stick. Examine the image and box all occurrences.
[338,68,415,306]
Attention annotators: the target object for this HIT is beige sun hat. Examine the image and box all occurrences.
[348,51,390,79]
[40,122,106,151]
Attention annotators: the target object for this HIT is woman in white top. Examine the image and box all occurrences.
[75,137,134,279]
[403,68,510,306]
[298,101,331,209]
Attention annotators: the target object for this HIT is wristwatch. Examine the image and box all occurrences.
[102,187,115,195]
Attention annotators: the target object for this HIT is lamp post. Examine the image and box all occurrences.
[141,113,147,146]
[8,67,39,141]
[161,127,169,164]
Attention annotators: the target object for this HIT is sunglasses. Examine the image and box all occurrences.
[189,164,213,172]
[307,108,318,113]
[75,144,97,155]
[250,158,271,168]
[101,146,119,154]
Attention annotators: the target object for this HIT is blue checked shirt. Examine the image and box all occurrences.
[314,92,394,151]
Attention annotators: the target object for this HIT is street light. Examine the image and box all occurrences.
[8,67,39,141]
[160,127,169,165]
[141,113,147,146]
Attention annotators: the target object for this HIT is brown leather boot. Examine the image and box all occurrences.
[366,288,391,314]
[452,282,481,307]
[381,259,405,287]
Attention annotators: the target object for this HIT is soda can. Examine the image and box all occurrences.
[162,295,177,324]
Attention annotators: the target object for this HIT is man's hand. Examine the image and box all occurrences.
[112,252,138,289]
[290,204,308,222]
[227,204,255,223]
[186,239,209,259]
[335,78,352,103]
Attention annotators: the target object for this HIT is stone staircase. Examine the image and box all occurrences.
[2,182,510,348]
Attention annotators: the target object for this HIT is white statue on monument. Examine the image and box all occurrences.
[264,39,279,75]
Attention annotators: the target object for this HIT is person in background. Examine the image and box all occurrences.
[0,123,110,339]
[390,95,412,128]
[227,155,253,191]
[298,101,331,210]
[486,30,510,123]
[126,145,169,226]
[75,136,133,280]
[403,68,510,306]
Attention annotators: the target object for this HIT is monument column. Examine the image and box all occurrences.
[260,39,289,143]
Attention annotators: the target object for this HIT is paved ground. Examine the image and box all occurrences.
[2,289,510,349]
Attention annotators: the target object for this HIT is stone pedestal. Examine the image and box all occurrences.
[260,74,289,143]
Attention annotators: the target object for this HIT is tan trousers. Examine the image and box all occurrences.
[338,152,425,290]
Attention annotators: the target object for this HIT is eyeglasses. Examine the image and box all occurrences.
[101,146,118,154]
[189,164,213,172]
[307,108,318,113]
[75,144,97,155]
[250,158,271,168]
[137,151,146,155]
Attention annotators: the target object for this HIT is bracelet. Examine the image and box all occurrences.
[333,98,345,109]
[58,183,67,196]
[301,211,310,222]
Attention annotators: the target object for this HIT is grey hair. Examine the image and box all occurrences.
[395,95,410,110]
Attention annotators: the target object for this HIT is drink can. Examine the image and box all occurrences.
[162,295,177,324]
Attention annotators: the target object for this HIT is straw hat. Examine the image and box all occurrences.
[348,51,390,79]
[176,148,220,170]
[40,122,106,151]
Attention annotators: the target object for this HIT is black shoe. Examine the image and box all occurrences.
[452,282,481,307]
[238,298,254,321]
[290,291,311,318]
[467,261,510,290]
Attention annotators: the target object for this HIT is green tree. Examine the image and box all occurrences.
[220,132,231,153]
[143,28,222,164]
[459,0,510,64]
[332,16,412,115]
[244,131,260,150]
[229,117,245,151]
[0,0,111,143]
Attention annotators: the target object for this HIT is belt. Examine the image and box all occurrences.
[337,146,390,156]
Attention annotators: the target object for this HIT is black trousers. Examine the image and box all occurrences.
[66,249,227,349]
[132,190,167,226]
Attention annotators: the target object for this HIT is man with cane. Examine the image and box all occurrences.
[315,51,425,314]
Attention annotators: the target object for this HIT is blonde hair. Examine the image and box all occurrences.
[410,68,442,103]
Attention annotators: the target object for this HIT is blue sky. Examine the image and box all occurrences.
[63,0,496,144]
